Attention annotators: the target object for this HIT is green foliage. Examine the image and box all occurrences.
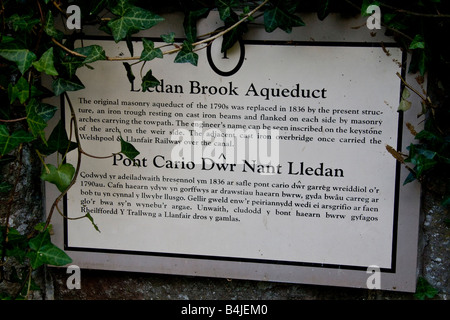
[27,228,72,269]
[0,126,34,156]
[354,0,450,214]
[52,77,85,96]
[41,163,75,192]
[264,2,305,33]
[183,8,211,43]
[8,77,32,104]
[221,9,248,53]
[107,0,164,42]
[141,70,160,91]
[26,99,50,143]
[73,45,107,65]
[0,226,28,264]
[122,62,136,84]
[415,277,439,300]
[120,136,140,159]
[1,225,71,299]
[174,41,199,66]
[0,47,36,75]
[140,38,163,61]
[33,48,59,76]
[37,120,77,156]
[398,88,412,112]
[0,0,164,298]
[161,32,176,44]
[404,116,450,207]
[317,0,331,21]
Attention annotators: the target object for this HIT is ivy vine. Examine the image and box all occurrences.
[0,0,448,299]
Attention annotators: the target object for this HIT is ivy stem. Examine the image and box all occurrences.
[44,93,120,227]
[80,150,119,159]
[35,149,50,173]
[396,72,432,107]
[0,117,28,123]
[385,144,418,181]
[51,38,86,58]
[44,93,82,229]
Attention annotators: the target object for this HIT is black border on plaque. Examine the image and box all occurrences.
[61,37,406,274]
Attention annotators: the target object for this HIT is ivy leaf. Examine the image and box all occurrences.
[1,227,28,263]
[1,227,26,244]
[415,130,443,143]
[108,0,164,42]
[402,87,411,100]
[442,197,450,208]
[85,212,101,233]
[221,11,248,53]
[27,229,72,269]
[8,76,30,104]
[43,11,64,40]
[161,32,175,44]
[398,99,412,111]
[174,41,198,66]
[120,136,140,160]
[126,34,134,56]
[405,144,438,177]
[418,50,427,76]
[0,125,34,156]
[109,0,131,16]
[74,45,106,64]
[0,35,15,45]
[141,69,160,91]
[409,34,425,50]
[415,277,439,300]
[33,47,58,76]
[60,55,84,79]
[215,0,240,21]
[38,120,77,156]
[35,102,57,122]
[52,77,85,96]
[122,62,135,84]
[183,8,210,42]
[41,163,75,192]
[26,99,48,143]
[140,38,163,61]
[0,48,37,74]
[7,13,40,32]
[398,88,412,111]
[8,79,43,106]
[264,5,305,33]
[403,171,416,185]
[0,181,13,193]
[240,6,254,22]
[317,0,331,21]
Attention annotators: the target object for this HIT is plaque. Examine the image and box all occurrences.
[46,13,422,292]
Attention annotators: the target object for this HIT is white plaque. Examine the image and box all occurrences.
[46,14,422,292]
